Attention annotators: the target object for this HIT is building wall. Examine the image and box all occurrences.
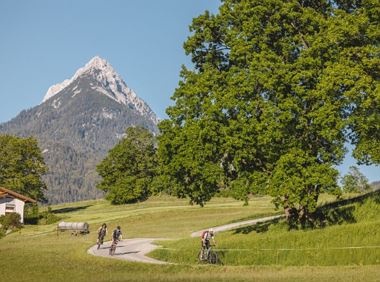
[0,198,6,216]
[15,198,25,223]
[0,196,25,223]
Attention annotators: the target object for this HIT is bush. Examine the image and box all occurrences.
[38,207,60,225]
[24,203,39,224]
[24,205,61,225]
[0,213,22,230]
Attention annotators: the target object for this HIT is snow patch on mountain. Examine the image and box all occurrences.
[42,56,158,124]
[52,98,61,109]
[44,79,71,102]
[101,108,114,119]
[72,89,81,98]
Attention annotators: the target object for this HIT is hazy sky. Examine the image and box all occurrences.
[0,0,378,182]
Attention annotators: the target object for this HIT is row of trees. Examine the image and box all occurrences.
[98,0,379,225]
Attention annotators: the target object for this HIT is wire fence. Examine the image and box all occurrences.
[160,245,380,251]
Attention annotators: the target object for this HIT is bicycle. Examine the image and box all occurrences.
[109,239,118,255]
[198,244,218,264]
[97,236,105,249]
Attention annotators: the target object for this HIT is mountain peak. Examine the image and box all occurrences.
[41,56,158,124]
[88,55,107,66]
[84,56,110,72]
[43,56,112,102]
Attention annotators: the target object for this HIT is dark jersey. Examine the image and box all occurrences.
[112,229,122,240]
[98,227,107,238]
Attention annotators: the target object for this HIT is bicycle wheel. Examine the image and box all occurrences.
[208,251,218,264]
[198,250,205,262]
[109,244,115,255]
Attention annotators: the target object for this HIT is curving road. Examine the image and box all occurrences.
[88,238,168,264]
[88,214,283,264]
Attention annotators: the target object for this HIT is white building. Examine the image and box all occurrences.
[0,187,36,223]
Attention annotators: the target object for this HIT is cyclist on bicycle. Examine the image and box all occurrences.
[109,226,123,255]
[97,223,108,248]
[201,228,216,258]
[112,226,123,243]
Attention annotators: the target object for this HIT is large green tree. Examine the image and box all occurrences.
[0,135,47,201]
[159,0,379,222]
[97,127,157,204]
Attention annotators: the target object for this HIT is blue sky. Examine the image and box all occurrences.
[0,0,378,182]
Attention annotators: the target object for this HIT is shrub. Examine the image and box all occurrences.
[0,213,22,230]
[0,228,5,239]
[24,203,39,224]
[38,207,61,225]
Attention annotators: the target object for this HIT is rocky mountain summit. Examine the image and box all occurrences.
[0,56,159,203]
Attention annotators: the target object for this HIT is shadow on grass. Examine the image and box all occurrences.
[233,217,282,234]
[24,218,39,224]
[216,250,225,265]
[314,205,357,226]
[231,189,380,233]
[320,189,380,211]
[314,189,380,227]
[52,205,92,214]
[227,212,282,224]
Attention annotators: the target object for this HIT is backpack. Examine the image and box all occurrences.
[113,229,121,240]
[200,231,208,239]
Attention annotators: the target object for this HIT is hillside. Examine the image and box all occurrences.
[371,181,380,191]
[151,191,380,266]
[0,194,379,281]
[0,57,158,203]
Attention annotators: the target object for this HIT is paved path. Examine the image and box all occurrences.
[88,238,168,264]
[190,214,284,238]
[88,214,283,264]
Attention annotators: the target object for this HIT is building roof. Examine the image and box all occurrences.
[0,187,37,203]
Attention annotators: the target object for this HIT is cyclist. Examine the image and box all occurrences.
[112,226,123,243]
[201,228,216,259]
[97,223,108,249]
[109,226,123,255]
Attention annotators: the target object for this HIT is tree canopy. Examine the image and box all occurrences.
[97,127,157,204]
[341,166,371,193]
[0,135,47,201]
[158,0,379,222]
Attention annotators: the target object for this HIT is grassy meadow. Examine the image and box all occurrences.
[151,191,380,267]
[0,194,379,281]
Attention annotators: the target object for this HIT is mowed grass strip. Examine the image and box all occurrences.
[51,195,277,238]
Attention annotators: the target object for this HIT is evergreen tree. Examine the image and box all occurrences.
[97,127,157,204]
[0,135,47,201]
[159,0,379,222]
